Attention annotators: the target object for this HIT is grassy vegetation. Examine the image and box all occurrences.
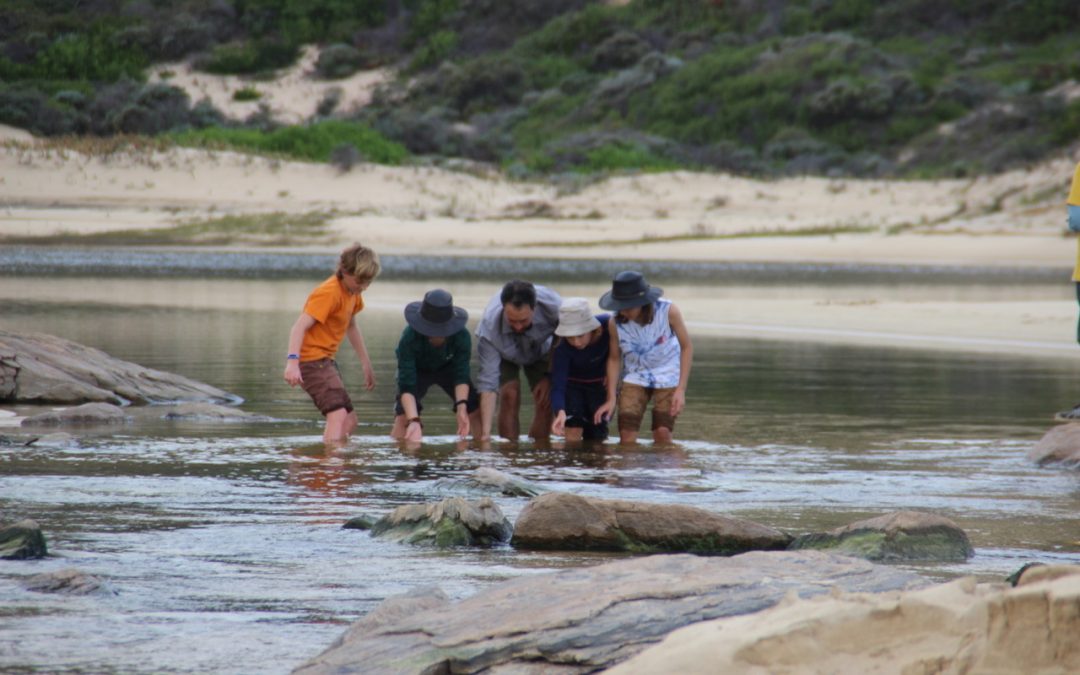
[0,211,337,247]
[170,121,409,165]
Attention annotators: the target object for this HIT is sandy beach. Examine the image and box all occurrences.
[2,51,1079,361]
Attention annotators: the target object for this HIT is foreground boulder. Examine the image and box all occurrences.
[1029,423,1080,468]
[0,519,47,559]
[295,551,925,674]
[24,568,116,595]
[0,329,238,405]
[610,565,1080,675]
[511,492,790,554]
[369,497,512,547]
[788,510,973,561]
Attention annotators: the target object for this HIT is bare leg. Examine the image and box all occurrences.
[498,380,521,441]
[324,408,352,444]
[528,392,552,441]
[468,409,482,437]
[564,428,584,442]
[652,427,673,445]
[390,414,406,440]
[619,430,639,445]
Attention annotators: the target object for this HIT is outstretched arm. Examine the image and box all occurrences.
[593,317,621,425]
[284,313,316,386]
[345,316,376,390]
[668,303,693,417]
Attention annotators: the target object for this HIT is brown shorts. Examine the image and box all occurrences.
[499,358,549,391]
[300,359,353,416]
[617,382,675,433]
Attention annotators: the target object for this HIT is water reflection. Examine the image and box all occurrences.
[1,275,1079,674]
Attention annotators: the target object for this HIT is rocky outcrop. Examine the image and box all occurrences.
[0,329,238,405]
[609,565,1080,675]
[788,510,973,561]
[368,497,513,547]
[24,568,116,595]
[510,492,791,554]
[294,551,925,674]
[0,519,47,559]
[1029,423,1080,468]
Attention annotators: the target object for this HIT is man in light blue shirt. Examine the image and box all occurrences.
[475,280,561,441]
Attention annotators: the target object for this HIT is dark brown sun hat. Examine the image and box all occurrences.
[598,271,663,311]
[404,289,468,337]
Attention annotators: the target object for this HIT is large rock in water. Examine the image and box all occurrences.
[294,551,926,674]
[1029,423,1080,468]
[511,492,791,554]
[0,519,47,559]
[609,565,1080,675]
[788,510,973,561]
[369,497,513,547]
[0,329,237,405]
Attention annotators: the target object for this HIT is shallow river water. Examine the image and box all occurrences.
[1,266,1079,674]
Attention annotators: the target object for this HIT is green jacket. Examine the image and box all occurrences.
[395,326,472,395]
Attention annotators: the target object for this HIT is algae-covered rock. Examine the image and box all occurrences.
[788,510,973,562]
[369,497,512,547]
[0,519,48,559]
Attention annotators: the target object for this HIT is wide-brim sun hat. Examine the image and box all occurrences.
[404,288,468,337]
[598,271,663,311]
[554,297,601,337]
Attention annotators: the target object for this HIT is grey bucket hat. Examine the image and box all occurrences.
[404,289,468,337]
[598,271,663,311]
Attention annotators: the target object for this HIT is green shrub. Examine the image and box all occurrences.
[232,87,262,102]
[171,121,409,165]
[33,28,147,82]
[410,30,460,70]
[582,142,679,173]
[198,40,300,75]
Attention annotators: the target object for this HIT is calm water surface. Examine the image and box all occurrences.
[1,274,1079,674]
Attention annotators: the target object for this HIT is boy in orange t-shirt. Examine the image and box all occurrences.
[284,243,380,443]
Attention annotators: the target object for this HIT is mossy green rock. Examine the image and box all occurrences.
[370,497,512,547]
[0,519,48,559]
[789,511,973,562]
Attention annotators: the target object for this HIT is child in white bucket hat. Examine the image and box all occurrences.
[550,297,612,442]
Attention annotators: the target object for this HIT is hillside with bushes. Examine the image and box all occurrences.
[2,0,1079,178]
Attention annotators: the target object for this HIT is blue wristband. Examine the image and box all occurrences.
[286,354,300,360]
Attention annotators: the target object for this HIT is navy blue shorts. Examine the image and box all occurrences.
[564,381,608,440]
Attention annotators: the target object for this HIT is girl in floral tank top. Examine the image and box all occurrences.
[595,271,694,446]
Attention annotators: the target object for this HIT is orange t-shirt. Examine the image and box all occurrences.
[299,275,364,362]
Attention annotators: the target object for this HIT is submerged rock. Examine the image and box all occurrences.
[24,568,116,595]
[21,402,129,427]
[0,519,48,559]
[434,467,543,497]
[511,492,791,554]
[1029,423,1080,468]
[0,329,238,405]
[342,515,377,531]
[788,510,973,561]
[369,497,512,547]
[294,551,925,674]
[142,402,272,422]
